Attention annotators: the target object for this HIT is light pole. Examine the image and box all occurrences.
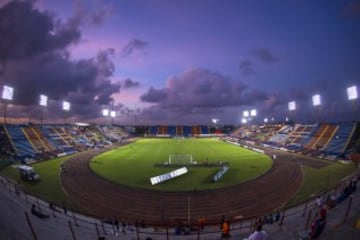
[62,101,70,124]
[110,110,116,125]
[39,94,48,126]
[312,94,321,123]
[1,85,14,124]
[347,85,358,120]
[102,109,109,125]
[288,101,296,122]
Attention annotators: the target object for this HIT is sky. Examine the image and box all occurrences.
[0,0,360,125]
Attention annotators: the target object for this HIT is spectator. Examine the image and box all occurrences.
[244,224,268,240]
[221,221,230,238]
[309,213,326,239]
[315,196,322,207]
[31,204,49,219]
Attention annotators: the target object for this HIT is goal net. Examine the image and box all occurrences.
[168,154,193,165]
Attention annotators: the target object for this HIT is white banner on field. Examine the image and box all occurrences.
[150,167,188,185]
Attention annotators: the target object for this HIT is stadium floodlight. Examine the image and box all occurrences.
[347,86,358,100]
[312,94,321,106]
[250,109,257,117]
[271,117,275,122]
[288,101,296,111]
[285,116,289,122]
[39,94,48,107]
[243,110,249,117]
[102,109,109,117]
[241,118,247,124]
[212,118,219,124]
[1,85,14,100]
[264,118,268,123]
[110,110,116,118]
[62,101,70,111]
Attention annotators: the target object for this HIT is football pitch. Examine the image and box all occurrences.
[90,138,273,191]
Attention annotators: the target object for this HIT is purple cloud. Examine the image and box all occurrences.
[141,68,268,109]
[252,48,277,63]
[120,39,148,58]
[122,78,140,89]
[0,1,120,120]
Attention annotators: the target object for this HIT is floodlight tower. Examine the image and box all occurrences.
[39,94,48,126]
[288,101,296,122]
[347,85,358,120]
[110,110,116,125]
[102,108,109,125]
[312,94,321,123]
[250,109,257,124]
[264,118,268,124]
[62,101,70,124]
[1,85,14,124]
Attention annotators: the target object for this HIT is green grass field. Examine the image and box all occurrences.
[90,138,273,191]
[0,156,81,210]
[286,161,358,207]
[0,138,358,212]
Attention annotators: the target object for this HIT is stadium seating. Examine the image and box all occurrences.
[183,126,192,136]
[176,126,183,136]
[40,125,69,148]
[0,125,15,156]
[324,122,356,156]
[5,125,37,158]
[168,126,176,136]
[200,126,209,134]
[149,126,158,136]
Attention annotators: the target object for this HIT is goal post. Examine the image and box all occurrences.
[168,154,193,165]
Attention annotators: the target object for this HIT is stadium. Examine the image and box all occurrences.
[1,1,360,240]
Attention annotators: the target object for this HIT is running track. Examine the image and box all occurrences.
[61,148,303,225]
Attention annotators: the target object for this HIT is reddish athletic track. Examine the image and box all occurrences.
[61,148,303,225]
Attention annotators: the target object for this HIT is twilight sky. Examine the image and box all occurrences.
[1,0,360,125]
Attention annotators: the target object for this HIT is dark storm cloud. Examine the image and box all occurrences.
[0,1,120,119]
[120,39,148,57]
[0,1,80,61]
[122,78,140,89]
[141,68,268,110]
[252,48,277,63]
[4,49,120,107]
[239,60,255,75]
[140,87,168,103]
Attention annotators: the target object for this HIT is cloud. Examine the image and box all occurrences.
[122,78,140,89]
[141,68,268,110]
[252,48,277,63]
[0,1,81,62]
[0,1,120,120]
[120,39,148,58]
[140,87,168,103]
[341,1,360,18]
[67,0,115,28]
[239,60,255,75]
